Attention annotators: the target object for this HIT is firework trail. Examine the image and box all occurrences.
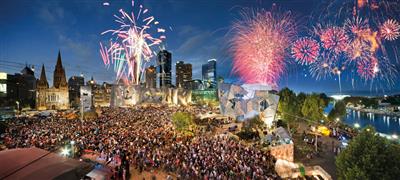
[99,0,165,85]
[230,8,296,88]
[291,37,320,65]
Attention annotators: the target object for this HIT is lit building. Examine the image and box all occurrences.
[84,76,111,107]
[36,51,69,110]
[189,79,205,90]
[0,72,6,98]
[201,59,217,88]
[176,61,192,89]
[110,84,192,107]
[145,65,156,89]
[92,82,112,107]
[0,66,36,109]
[218,83,279,127]
[68,76,84,108]
[157,50,172,88]
[80,86,92,112]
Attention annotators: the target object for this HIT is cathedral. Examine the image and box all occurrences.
[36,51,69,110]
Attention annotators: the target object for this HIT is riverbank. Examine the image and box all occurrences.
[347,107,400,116]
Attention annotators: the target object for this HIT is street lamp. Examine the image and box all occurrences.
[354,123,360,129]
[336,118,340,122]
[60,147,70,156]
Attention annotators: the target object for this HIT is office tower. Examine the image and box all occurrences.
[201,59,217,88]
[176,61,192,89]
[157,50,172,88]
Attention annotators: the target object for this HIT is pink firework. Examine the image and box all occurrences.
[380,19,400,41]
[357,58,378,80]
[317,25,349,54]
[100,0,166,85]
[291,37,320,65]
[344,17,369,41]
[230,8,296,88]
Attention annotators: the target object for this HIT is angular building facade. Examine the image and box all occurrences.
[176,61,192,89]
[218,83,279,127]
[36,51,69,110]
[157,50,172,88]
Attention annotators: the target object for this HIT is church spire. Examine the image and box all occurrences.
[56,50,63,69]
[37,64,49,88]
[53,50,68,88]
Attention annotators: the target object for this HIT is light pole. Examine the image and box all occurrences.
[16,101,19,115]
[337,70,342,95]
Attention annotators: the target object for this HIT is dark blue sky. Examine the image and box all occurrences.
[0,0,399,95]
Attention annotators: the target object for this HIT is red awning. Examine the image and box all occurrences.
[0,147,93,180]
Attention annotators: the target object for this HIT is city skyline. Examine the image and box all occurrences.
[1,0,400,95]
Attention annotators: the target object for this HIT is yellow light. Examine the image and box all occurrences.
[354,123,360,128]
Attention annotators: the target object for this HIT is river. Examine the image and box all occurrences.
[343,109,400,135]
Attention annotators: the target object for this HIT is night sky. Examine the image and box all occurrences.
[1,0,399,96]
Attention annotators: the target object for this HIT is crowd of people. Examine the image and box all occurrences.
[1,105,278,179]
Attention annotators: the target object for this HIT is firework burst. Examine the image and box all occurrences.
[99,1,166,85]
[291,37,320,65]
[230,8,296,88]
[356,57,378,80]
[380,19,400,41]
[309,52,335,80]
[344,17,369,41]
[315,25,349,54]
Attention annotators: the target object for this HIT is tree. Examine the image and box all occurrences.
[243,115,264,132]
[319,93,331,107]
[336,126,400,180]
[328,100,346,121]
[301,94,325,122]
[172,112,194,133]
[278,88,300,125]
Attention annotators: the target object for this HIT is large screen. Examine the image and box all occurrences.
[0,72,6,94]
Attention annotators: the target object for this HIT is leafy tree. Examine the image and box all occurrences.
[328,100,346,121]
[243,116,264,132]
[172,112,194,133]
[336,126,400,180]
[301,94,325,122]
[297,92,307,109]
[278,88,300,124]
[319,93,331,106]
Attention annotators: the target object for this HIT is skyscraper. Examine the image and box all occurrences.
[157,50,172,88]
[176,61,192,89]
[207,59,217,86]
[145,65,157,88]
[201,59,217,88]
[202,64,208,81]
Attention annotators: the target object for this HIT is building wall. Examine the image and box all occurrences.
[269,143,294,162]
[37,87,69,110]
